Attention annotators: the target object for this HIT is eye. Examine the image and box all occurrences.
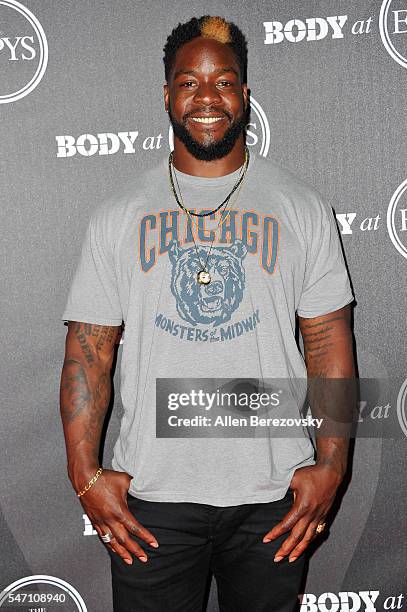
[218,81,232,87]
[180,81,196,88]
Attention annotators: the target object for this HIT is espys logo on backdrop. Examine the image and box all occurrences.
[379,0,407,69]
[397,377,407,438]
[54,96,270,159]
[336,182,407,262]
[263,1,407,70]
[387,179,407,261]
[0,0,48,104]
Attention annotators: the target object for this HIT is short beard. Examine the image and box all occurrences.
[168,104,249,161]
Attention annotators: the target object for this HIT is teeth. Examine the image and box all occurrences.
[191,117,223,124]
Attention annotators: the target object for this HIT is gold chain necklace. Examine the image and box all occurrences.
[179,170,247,284]
[167,148,249,285]
[172,153,248,234]
[168,146,249,218]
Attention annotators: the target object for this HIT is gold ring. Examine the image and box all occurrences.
[315,522,326,534]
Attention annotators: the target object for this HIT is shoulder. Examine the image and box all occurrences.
[251,153,331,218]
[90,156,168,225]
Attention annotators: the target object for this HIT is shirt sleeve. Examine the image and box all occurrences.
[61,209,123,326]
[296,197,354,318]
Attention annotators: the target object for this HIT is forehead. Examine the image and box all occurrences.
[171,37,240,79]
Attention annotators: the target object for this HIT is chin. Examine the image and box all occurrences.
[187,146,234,162]
[169,111,245,161]
[182,129,240,160]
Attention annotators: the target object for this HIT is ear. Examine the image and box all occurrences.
[163,83,169,113]
[242,83,249,111]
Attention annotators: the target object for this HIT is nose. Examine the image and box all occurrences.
[205,281,223,295]
[193,82,222,107]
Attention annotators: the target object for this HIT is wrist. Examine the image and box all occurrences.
[315,458,346,483]
[75,467,104,497]
[68,463,101,493]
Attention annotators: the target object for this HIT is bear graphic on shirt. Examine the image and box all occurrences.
[168,239,247,327]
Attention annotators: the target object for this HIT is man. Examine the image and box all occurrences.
[60,15,356,612]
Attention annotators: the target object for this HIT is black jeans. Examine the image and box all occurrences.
[109,489,306,612]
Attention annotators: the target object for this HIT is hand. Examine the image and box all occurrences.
[262,464,343,562]
[77,469,159,565]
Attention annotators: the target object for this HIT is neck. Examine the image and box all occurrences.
[171,135,246,177]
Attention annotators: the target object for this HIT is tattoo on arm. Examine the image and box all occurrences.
[300,315,344,375]
[60,359,111,442]
[60,323,118,471]
[298,309,355,479]
[60,359,91,423]
[84,369,110,445]
[71,322,116,367]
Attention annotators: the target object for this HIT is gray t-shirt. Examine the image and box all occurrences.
[61,152,354,506]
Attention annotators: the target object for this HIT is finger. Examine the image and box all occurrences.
[120,507,159,548]
[271,517,312,562]
[106,521,150,564]
[287,519,326,562]
[107,538,135,564]
[95,523,121,554]
[263,503,306,542]
[94,523,112,543]
[98,523,146,565]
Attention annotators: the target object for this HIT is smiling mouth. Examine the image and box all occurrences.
[190,116,225,124]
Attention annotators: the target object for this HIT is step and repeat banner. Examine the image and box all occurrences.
[1,1,406,610]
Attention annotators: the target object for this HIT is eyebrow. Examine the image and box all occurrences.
[173,66,239,80]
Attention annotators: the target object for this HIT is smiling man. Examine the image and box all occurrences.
[165,30,249,164]
[60,15,356,612]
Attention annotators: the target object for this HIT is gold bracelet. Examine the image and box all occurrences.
[76,467,103,497]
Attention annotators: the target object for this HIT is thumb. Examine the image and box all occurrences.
[118,472,134,501]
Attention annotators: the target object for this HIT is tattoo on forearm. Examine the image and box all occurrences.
[300,315,345,374]
[61,358,112,461]
[95,325,115,352]
[61,323,118,474]
[83,370,110,445]
[60,359,91,423]
[73,324,95,366]
[72,323,116,366]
